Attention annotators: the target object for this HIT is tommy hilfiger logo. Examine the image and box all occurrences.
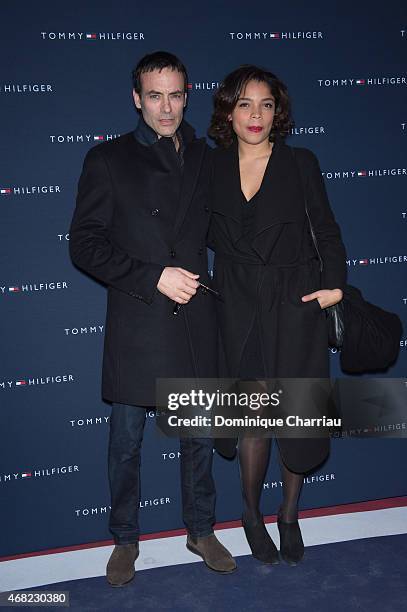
[0,83,53,94]
[187,82,220,91]
[70,416,110,427]
[347,256,407,266]
[0,374,75,390]
[318,76,406,87]
[322,167,406,179]
[290,126,326,136]
[74,497,171,517]
[64,325,104,336]
[0,185,61,195]
[263,473,335,489]
[40,31,144,41]
[49,133,120,143]
[229,31,323,40]
[0,465,79,483]
[0,282,68,294]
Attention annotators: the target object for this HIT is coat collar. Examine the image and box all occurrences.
[212,134,305,261]
[133,115,159,145]
[133,116,205,240]
[133,116,196,149]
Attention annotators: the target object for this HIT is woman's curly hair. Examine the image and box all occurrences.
[208,65,294,148]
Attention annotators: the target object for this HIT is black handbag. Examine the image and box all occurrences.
[291,148,344,348]
[303,197,345,348]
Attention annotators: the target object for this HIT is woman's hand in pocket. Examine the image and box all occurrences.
[301,288,343,309]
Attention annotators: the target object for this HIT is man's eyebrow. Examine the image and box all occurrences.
[145,89,185,95]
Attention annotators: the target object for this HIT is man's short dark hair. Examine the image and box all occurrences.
[132,51,188,94]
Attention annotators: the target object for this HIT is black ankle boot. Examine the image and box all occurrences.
[242,516,280,565]
[277,513,304,566]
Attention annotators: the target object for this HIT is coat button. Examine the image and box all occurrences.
[204,206,209,212]
[151,208,159,216]
[170,249,176,258]
[198,247,203,255]
[130,291,142,299]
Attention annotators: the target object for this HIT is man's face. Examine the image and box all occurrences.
[133,67,187,138]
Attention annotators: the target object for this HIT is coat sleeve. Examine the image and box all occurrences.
[69,146,164,304]
[303,150,347,291]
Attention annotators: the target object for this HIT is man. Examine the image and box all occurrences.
[69,51,236,586]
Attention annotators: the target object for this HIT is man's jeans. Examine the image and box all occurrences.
[108,403,216,544]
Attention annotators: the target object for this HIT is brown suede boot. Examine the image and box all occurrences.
[186,533,237,573]
[106,543,139,587]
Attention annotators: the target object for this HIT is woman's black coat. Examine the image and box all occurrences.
[209,135,347,472]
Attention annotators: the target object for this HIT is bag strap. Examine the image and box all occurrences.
[290,147,323,274]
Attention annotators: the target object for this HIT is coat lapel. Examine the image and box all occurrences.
[211,142,245,245]
[251,136,304,233]
[250,137,305,262]
[172,137,206,239]
[212,136,305,259]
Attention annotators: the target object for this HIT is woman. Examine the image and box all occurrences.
[208,65,347,566]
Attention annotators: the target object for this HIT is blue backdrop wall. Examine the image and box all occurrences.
[0,0,406,559]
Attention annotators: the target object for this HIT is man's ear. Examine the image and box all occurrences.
[132,89,142,110]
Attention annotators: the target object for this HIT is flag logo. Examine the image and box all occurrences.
[356,79,365,85]
[357,170,367,177]
[86,33,97,40]
[187,83,192,89]
[8,287,20,292]
[359,259,369,265]
[21,472,32,478]
[1,188,11,195]
[93,135,104,141]
[16,380,27,386]
[270,33,280,39]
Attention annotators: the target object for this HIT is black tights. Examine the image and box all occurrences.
[238,436,303,524]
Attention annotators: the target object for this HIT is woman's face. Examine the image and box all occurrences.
[229,79,275,146]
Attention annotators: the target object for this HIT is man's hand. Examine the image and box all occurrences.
[157,267,200,304]
[301,288,343,309]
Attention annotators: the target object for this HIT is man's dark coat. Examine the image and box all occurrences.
[70,120,217,406]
